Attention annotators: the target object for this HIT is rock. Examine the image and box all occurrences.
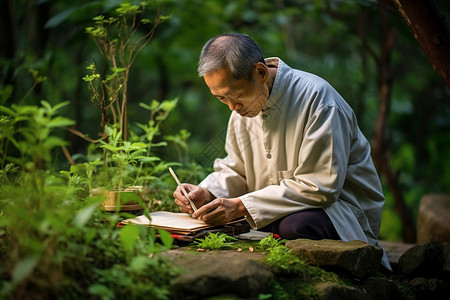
[417,194,450,243]
[285,239,383,280]
[398,242,445,278]
[315,282,365,300]
[443,242,450,277]
[162,249,272,299]
[408,277,450,300]
[155,237,450,299]
[360,277,406,299]
[379,240,416,266]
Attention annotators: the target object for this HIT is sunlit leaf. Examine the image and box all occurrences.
[130,255,149,272]
[47,116,75,128]
[73,203,97,228]
[138,156,161,163]
[158,229,173,249]
[12,255,40,284]
[89,284,114,299]
[120,224,139,253]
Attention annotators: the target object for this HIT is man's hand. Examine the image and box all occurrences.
[192,197,248,226]
[173,184,214,214]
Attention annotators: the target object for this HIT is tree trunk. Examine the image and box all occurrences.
[392,0,450,88]
[371,1,417,243]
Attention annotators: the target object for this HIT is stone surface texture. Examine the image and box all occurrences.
[285,239,383,279]
[161,239,450,299]
[162,249,271,299]
[417,194,450,243]
[160,193,450,299]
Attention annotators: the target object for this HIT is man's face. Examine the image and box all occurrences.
[204,64,269,118]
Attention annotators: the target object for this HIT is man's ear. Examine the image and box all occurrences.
[253,62,269,83]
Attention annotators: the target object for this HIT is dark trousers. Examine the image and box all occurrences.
[260,208,340,240]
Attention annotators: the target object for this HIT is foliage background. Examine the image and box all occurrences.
[1,0,450,242]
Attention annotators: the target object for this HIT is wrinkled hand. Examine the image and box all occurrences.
[192,197,246,226]
[173,184,213,214]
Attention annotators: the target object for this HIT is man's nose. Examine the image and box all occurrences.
[228,101,242,111]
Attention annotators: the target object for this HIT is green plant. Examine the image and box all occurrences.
[60,99,183,214]
[83,1,167,140]
[99,125,149,190]
[164,129,191,163]
[0,120,178,298]
[78,99,182,208]
[192,232,238,250]
[0,82,179,299]
[79,2,187,211]
[0,100,74,170]
[0,171,179,299]
[258,233,286,251]
[132,98,181,182]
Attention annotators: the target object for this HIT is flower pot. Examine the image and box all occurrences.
[91,186,145,212]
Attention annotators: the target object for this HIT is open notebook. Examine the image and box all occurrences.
[120,211,250,240]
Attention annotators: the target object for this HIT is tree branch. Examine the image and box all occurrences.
[392,0,450,88]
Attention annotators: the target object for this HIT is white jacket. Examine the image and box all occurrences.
[199,58,391,270]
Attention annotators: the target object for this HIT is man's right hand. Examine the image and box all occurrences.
[173,184,214,214]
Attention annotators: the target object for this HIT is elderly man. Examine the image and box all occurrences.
[173,33,390,269]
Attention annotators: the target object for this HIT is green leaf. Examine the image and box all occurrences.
[151,141,167,147]
[100,144,120,152]
[52,101,71,112]
[89,284,114,299]
[73,203,97,228]
[12,255,40,284]
[130,255,149,272]
[158,229,173,249]
[120,225,139,253]
[0,105,15,116]
[160,98,178,111]
[40,100,52,113]
[92,15,105,21]
[130,142,147,149]
[43,136,68,149]
[138,156,161,163]
[47,116,75,128]
[138,102,151,110]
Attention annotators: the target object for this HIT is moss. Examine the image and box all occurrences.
[268,277,319,300]
[259,236,342,283]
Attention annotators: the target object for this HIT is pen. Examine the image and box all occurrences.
[169,167,198,212]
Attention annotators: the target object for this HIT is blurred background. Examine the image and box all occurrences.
[1,0,449,242]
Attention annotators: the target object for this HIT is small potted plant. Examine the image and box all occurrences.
[77,3,183,212]
[92,125,147,211]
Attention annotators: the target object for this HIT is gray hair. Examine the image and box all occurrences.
[198,33,265,81]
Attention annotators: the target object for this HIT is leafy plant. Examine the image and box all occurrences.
[0,64,179,300]
[192,232,237,250]
[77,98,182,205]
[83,1,168,140]
[0,174,179,299]
[164,129,191,163]
[0,100,74,170]
[258,233,286,251]
[99,125,149,190]
[0,118,178,297]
